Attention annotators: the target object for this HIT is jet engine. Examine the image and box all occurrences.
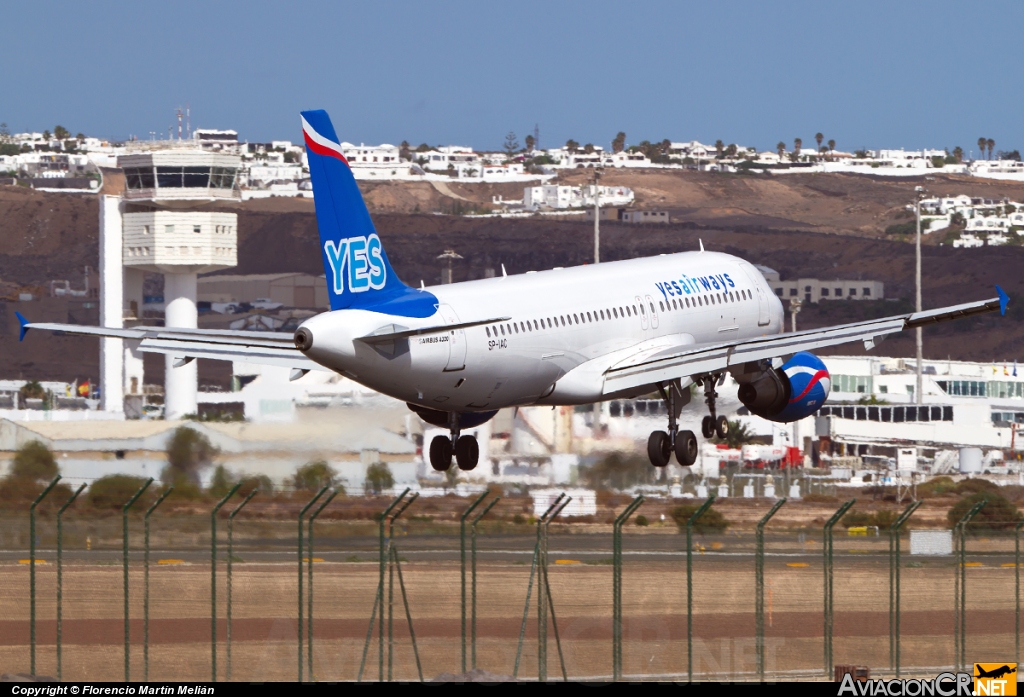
[736,352,831,423]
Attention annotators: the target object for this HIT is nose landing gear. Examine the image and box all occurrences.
[428,412,480,472]
[697,373,730,440]
[646,380,698,468]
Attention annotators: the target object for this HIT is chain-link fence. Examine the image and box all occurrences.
[0,489,1020,682]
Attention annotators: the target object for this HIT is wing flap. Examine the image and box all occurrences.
[137,338,325,371]
[604,294,1003,395]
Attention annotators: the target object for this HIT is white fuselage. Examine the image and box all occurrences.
[298,251,785,412]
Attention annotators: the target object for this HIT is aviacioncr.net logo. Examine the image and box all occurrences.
[324,234,386,295]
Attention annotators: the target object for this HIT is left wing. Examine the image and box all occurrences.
[603,289,1008,395]
[16,312,323,372]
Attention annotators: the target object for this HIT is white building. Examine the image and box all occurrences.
[523,184,634,210]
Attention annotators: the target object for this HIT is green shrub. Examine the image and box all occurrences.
[842,509,899,528]
[365,462,394,495]
[670,504,730,534]
[11,440,58,481]
[208,465,236,498]
[293,460,337,492]
[87,475,153,510]
[918,476,957,497]
[164,427,219,487]
[947,491,1022,531]
[635,515,649,527]
[954,478,1000,496]
[238,474,275,497]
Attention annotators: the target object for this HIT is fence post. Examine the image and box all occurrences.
[460,491,489,674]
[823,499,856,678]
[755,497,786,682]
[143,486,173,683]
[514,493,564,679]
[226,488,257,682]
[210,483,242,682]
[306,487,340,682]
[121,478,153,682]
[888,500,921,678]
[56,482,85,682]
[612,495,644,682]
[29,475,61,677]
[297,485,328,682]
[379,489,409,681]
[686,495,716,684]
[387,492,418,682]
[954,500,986,671]
[1016,519,1024,666]
[471,496,500,670]
[540,496,571,682]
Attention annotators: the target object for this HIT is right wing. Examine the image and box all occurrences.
[603,291,1007,395]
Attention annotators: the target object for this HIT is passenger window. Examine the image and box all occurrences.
[600,310,605,320]
[500,325,505,335]
[650,302,655,313]
[547,318,552,328]
[659,301,665,312]
[685,298,689,308]
[573,314,578,323]
[486,327,491,337]
[506,324,512,334]
[520,322,525,332]
[632,305,638,315]
[586,312,592,322]
[560,316,565,326]
[533,320,539,330]
[514,324,519,334]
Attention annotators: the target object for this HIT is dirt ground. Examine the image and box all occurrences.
[0,550,1017,681]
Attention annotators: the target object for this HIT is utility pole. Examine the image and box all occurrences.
[789,297,803,333]
[593,168,603,264]
[437,249,463,285]
[592,167,604,437]
[915,186,924,405]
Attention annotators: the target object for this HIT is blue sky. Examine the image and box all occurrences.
[6,0,1022,156]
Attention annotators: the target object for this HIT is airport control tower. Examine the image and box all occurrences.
[100,145,239,419]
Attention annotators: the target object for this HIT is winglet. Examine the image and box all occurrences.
[997,285,1010,316]
[699,239,705,253]
[15,312,29,341]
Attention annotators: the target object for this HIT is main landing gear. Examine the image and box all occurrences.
[646,374,728,468]
[429,412,479,472]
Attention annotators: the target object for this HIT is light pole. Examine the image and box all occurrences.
[789,297,803,333]
[915,186,925,405]
[593,167,603,264]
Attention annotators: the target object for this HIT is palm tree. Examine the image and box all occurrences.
[987,138,995,160]
[714,139,724,159]
[815,132,824,151]
[953,146,964,163]
[776,141,786,159]
[827,139,836,159]
[794,138,802,157]
[978,137,987,160]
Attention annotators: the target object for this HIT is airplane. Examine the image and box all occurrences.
[17,109,1010,473]
[976,665,1016,680]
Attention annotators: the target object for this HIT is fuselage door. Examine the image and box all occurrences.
[438,304,467,372]
[645,294,659,329]
[635,295,649,331]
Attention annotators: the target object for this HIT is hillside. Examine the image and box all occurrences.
[1,170,1023,387]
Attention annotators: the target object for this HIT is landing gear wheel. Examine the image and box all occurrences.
[714,416,730,440]
[647,430,672,467]
[454,435,479,471]
[675,430,698,466]
[701,416,715,439]
[429,435,453,472]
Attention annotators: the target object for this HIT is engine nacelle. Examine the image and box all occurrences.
[737,352,830,423]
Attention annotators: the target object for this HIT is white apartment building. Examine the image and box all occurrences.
[523,184,634,210]
[769,277,884,303]
[341,142,402,166]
